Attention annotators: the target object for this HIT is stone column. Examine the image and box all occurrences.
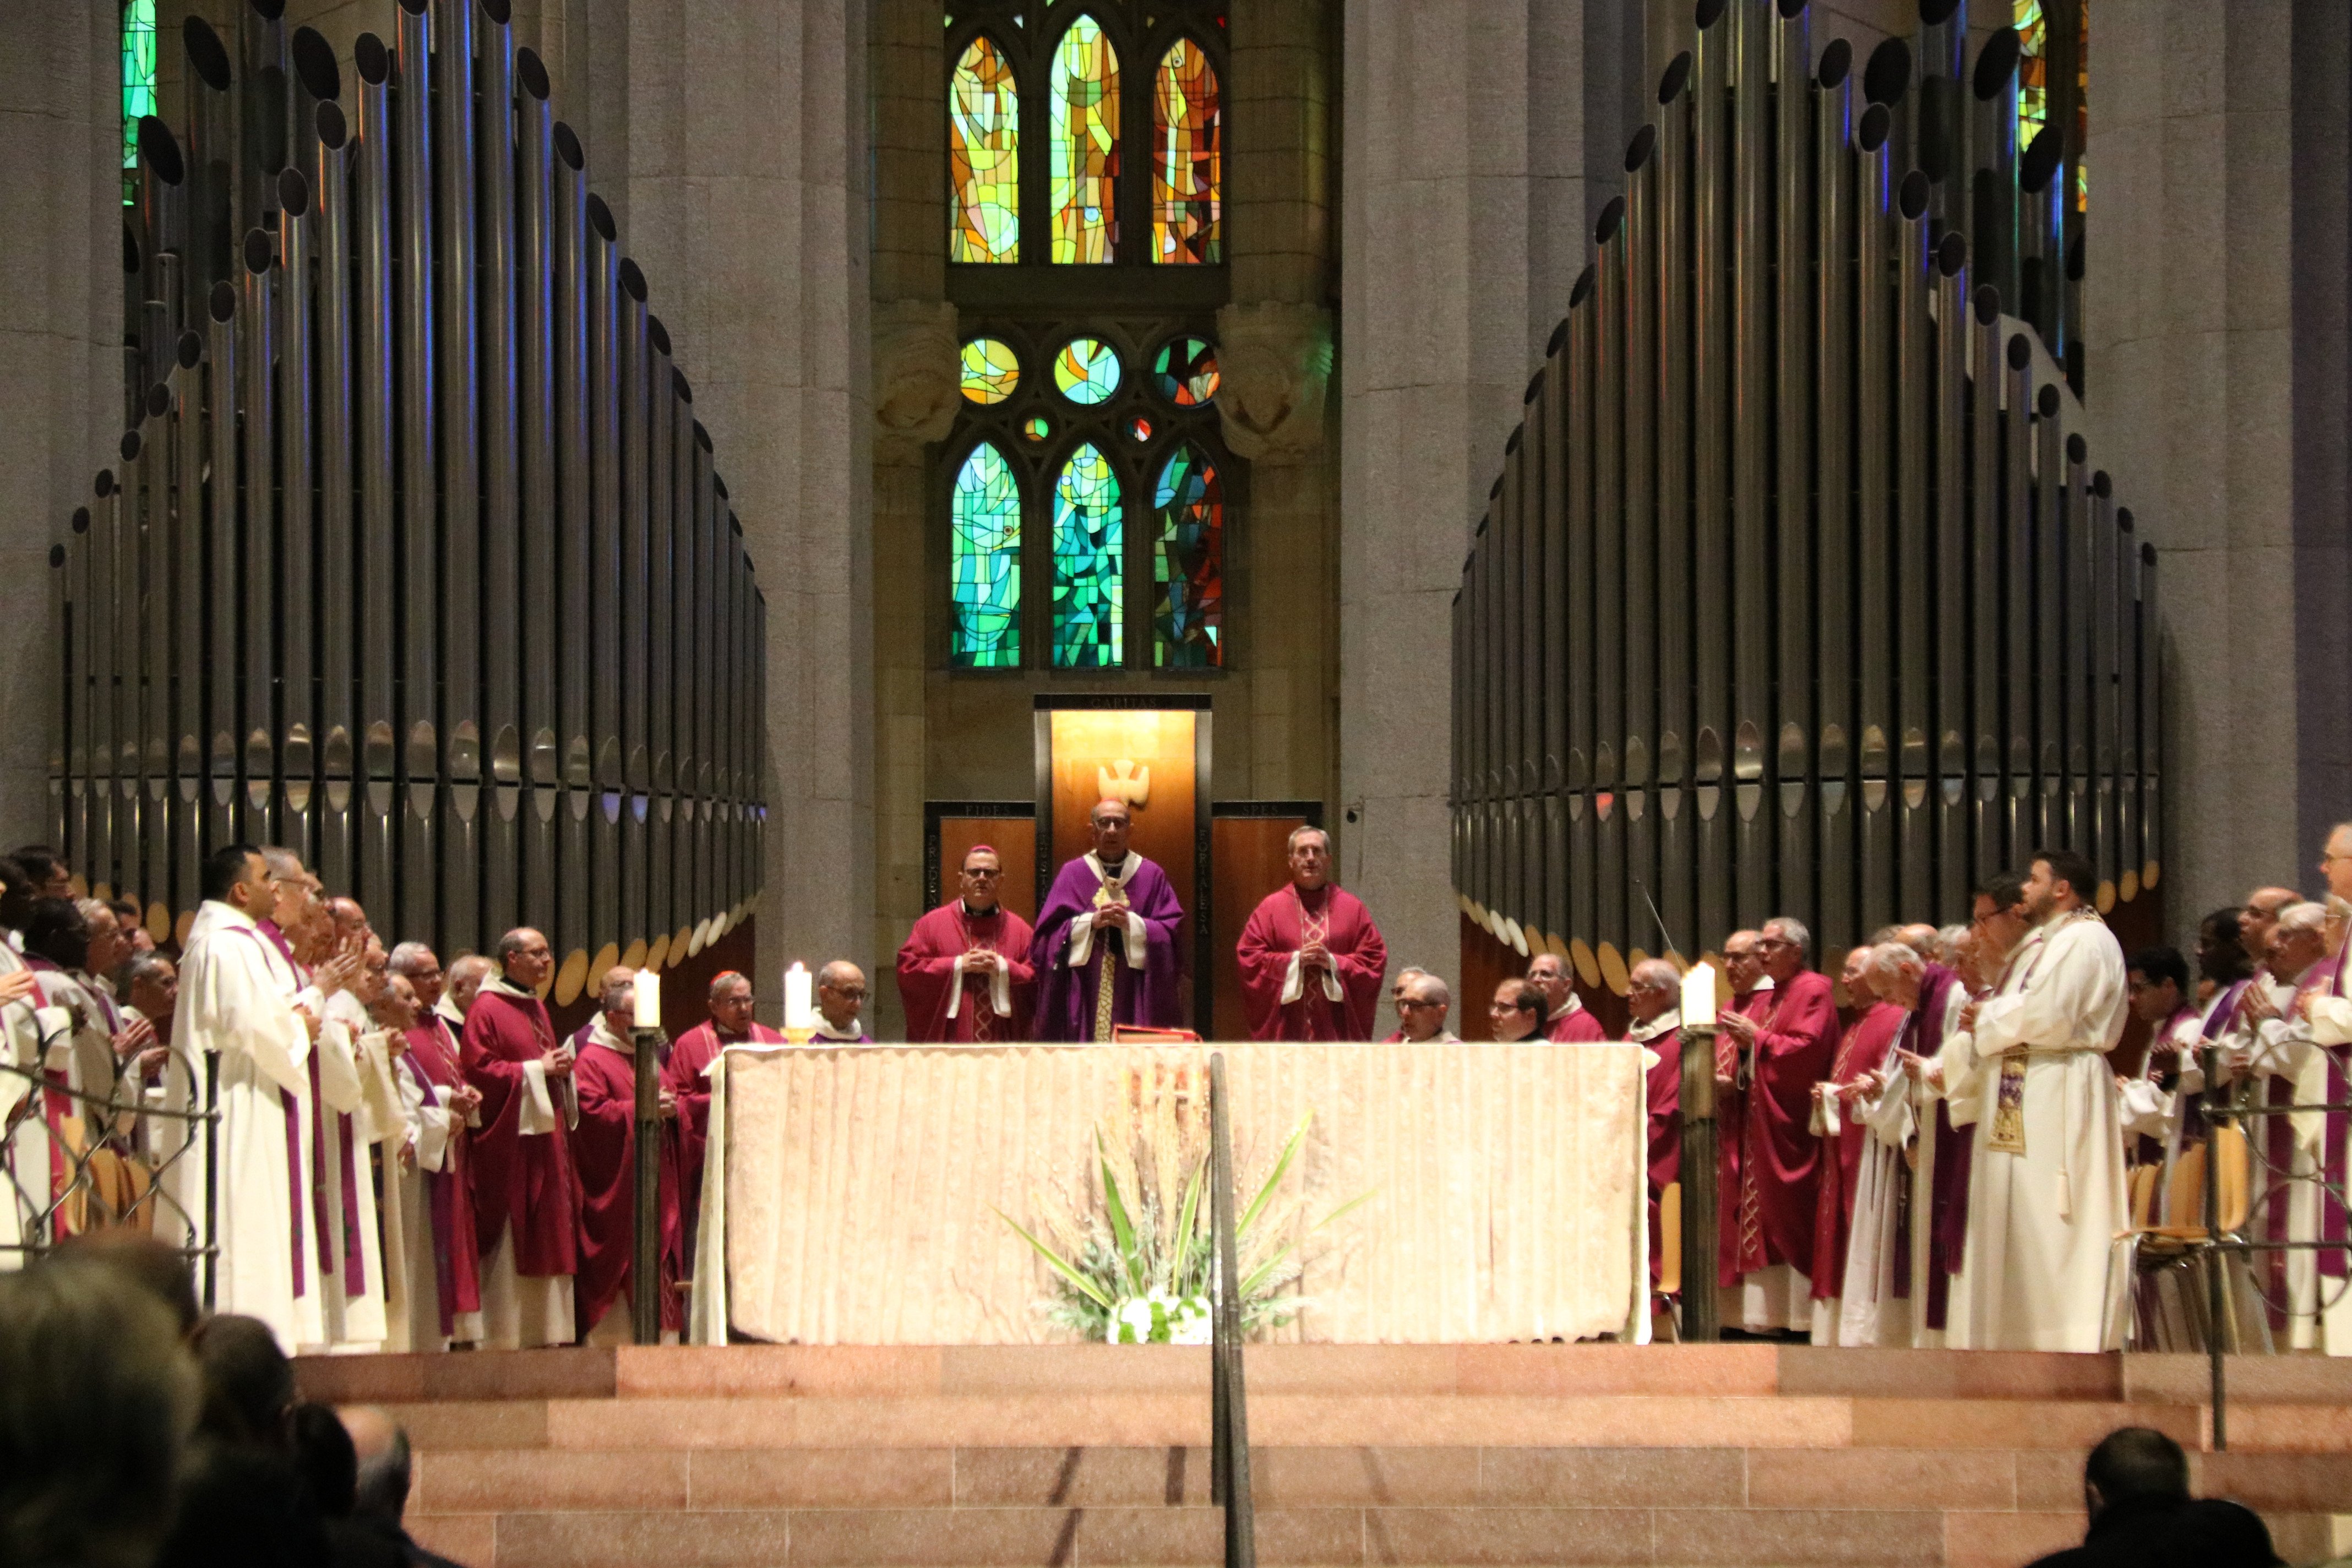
[0,2,122,848]
[1338,0,1631,993]
[2081,0,2323,917]
[616,0,874,1016]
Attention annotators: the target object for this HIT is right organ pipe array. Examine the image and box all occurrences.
[58,0,769,1008]
[1451,0,2155,982]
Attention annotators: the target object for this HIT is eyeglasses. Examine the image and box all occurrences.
[1754,937,1794,950]
[1400,999,1445,1011]
[826,986,869,1001]
[961,867,1003,879]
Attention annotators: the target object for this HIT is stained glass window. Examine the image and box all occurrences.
[960,337,1021,403]
[2073,0,2088,215]
[950,36,1020,263]
[1151,40,1221,264]
[1049,15,1119,264]
[2015,1,2048,153]
[121,0,157,205]
[1130,416,1153,442]
[1052,443,1123,667]
[1053,337,1123,404]
[1023,416,1052,441]
[1153,444,1222,667]
[1151,337,1219,405]
[951,442,1022,667]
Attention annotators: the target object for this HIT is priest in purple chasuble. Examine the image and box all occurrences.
[1030,799,1186,1041]
[897,845,1037,1043]
[1234,826,1388,1041]
[461,927,582,1348]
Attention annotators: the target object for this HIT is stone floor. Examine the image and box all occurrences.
[290,1344,2352,1568]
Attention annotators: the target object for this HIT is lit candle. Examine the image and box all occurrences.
[1681,960,1718,1028]
[785,962,815,1031]
[633,970,662,1031]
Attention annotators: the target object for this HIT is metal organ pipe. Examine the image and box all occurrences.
[1771,0,1813,933]
[354,35,398,913]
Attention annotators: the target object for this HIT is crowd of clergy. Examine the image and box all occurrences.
[7,793,2348,1357]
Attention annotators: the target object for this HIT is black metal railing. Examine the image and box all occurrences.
[1207,1051,1256,1568]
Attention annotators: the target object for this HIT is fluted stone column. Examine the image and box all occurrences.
[1338,0,1632,994]
[0,2,121,847]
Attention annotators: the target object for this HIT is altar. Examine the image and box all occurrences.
[687,1041,1651,1346]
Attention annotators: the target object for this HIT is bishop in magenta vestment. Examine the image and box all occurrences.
[1030,850,1186,1041]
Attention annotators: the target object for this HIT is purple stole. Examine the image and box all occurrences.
[2321,945,2352,1280]
[404,1019,474,1335]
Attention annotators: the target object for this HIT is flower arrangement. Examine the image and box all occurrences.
[993,1066,1370,1343]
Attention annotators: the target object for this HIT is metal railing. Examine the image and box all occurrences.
[1207,1052,1256,1568]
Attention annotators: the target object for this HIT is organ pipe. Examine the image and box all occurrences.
[1453,0,2162,979]
[48,0,770,1000]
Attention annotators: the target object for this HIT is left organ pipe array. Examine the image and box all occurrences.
[1452,0,2159,986]
[56,0,769,1006]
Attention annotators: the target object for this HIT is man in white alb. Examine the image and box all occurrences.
[1940,849,2130,1352]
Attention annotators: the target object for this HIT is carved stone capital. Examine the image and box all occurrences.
[1213,300,1331,461]
[872,298,962,454]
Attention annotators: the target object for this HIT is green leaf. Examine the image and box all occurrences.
[993,1206,1115,1310]
[1237,1110,1313,1236]
[1096,1129,1147,1294]
[1170,1161,1205,1293]
[1240,1240,1295,1298]
[1312,1189,1378,1233]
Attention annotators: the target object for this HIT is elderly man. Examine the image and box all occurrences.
[570,967,684,1343]
[121,949,177,1047]
[1237,827,1389,1041]
[18,900,150,1235]
[897,845,1037,1042]
[2239,885,2299,972]
[1488,977,1547,1043]
[1939,850,2130,1351]
[439,954,493,1028]
[2120,948,2198,1194]
[2224,901,2334,1345]
[1030,799,1187,1041]
[1713,917,1839,1336]
[814,962,874,1042]
[664,971,783,1258]
[1528,951,1605,1042]
[1810,945,1905,1340]
[1835,943,1936,1346]
[158,845,323,1349]
[1382,971,1460,1043]
[461,928,580,1348]
[375,970,482,1351]
[1625,959,1684,1294]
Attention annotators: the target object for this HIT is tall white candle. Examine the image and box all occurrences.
[785,962,815,1030]
[633,970,662,1031]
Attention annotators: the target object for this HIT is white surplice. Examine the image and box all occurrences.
[386,1015,482,1352]
[2228,966,2332,1348]
[2300,941,2352,1354]
[159,902,324,1351]
[1837,1051,1920,1348]
[1943,908,2131,1352]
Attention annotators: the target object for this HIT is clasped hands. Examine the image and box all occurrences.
[956,948,999,976]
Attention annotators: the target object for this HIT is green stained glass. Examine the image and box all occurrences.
[1052,442,1123,667]
[950,35,1020,263]
[1151,337,1219,406]
[960,337,1021,404]
[1023,415,1052,440]
[1053,336,1122,404]
[951,442,1022,667]
[1049,14,1119,263]
[121,0,157,204]
[2015,1,2048,160]
[1151,39,1221,264]
[1153,444,1222,668]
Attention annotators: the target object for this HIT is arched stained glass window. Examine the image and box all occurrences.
[1049,15,1120,264]
[950,35,1021,263]
[1153,444,1222,667]
[2015,2,2048,153]
[1052,442,1123,666]
[951,442,1022,667]
[1151,39,1221,264]
[121,0,157,204]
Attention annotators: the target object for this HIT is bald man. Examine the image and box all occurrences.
[1625,959,1685,1293]
[460,928,579,1348]
[814,961,874,1043]
[1381,971,1460,1043]
[439,954,493,1028]
[665,971,785,1264]
[1029,799,1186,1041]
[570,967,684,1342]
[897,846,1036,1042]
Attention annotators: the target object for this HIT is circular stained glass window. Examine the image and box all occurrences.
[1052,337,1122,405]
[1023,415,1052,441]
[1152,337,1219,406]
[960,337,1020,404]
[1130,416,1153,442]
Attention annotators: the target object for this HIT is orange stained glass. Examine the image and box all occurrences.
[1151,38,1221,264]
[1049,14,1119,263]
[950,35,1020,263]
